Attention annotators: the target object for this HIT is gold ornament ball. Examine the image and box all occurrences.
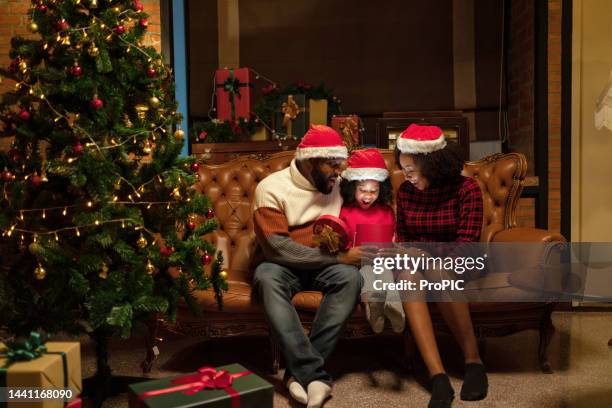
[174,128,185,140]
[88,45,100,57]
[29,22,39,33]
[28,242,39,255]
[34,264,46,280]
[219,270,228,279]
[137,233,148,249]
[99,263,109,279]
[149,96,160,108]
[145,260,156,275]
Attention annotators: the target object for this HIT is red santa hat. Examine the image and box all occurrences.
[341,148,389,182]
[295,125,348,160]
[396,124,447,154]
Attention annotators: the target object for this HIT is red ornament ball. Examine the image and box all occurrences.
[19,109,31,121]
[159,246,174,257]
[134,1,144,12]
[73,142,84,155]
[57,19,69,31]
[186,220,196,230]
[206,208,215,219]
[202,253,212,265]
[91,96,104,111]
[190,162,200,172]
[36,4,48,12]
[30,174,42,187]
[139,18,148,28]
[115,25,126,35]
[1,169,13,182]
[146,67,156,78]
[70,65,82,77]
[198,131,208,142]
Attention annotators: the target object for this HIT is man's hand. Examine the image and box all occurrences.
[337,246,377,265]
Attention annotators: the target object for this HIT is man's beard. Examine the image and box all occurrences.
[312,167,334,194]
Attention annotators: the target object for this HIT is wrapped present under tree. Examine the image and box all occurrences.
[128,363,273,408]
[0,333,82,408]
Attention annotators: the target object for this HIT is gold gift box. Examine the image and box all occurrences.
[0,342,82,408]
[308,99,328,126]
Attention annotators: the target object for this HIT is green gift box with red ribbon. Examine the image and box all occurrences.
[128,364,273,408]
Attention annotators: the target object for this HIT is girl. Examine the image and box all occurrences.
[339,148,405,333]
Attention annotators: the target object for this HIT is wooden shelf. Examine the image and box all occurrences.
[191,141,300,164]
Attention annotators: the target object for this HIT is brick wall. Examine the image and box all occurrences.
[0,0,161,149]
[508,0,563,231]
[547,0,562,233]
[508,0,535,177]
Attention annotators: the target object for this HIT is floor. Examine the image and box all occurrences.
[68,311,612,407]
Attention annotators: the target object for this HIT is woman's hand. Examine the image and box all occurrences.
[376,245,429,259]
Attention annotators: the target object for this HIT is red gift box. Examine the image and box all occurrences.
[215,68,253,121]
[331,115,360,149]
[355,223,394,247]
[313,215,350,254]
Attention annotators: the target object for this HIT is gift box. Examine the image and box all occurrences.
[215,68,253,121]
[355,223,394,247]
[0,333,82,408]
[308,99,328,126]
[331,115,360,149]
[128,363,273,408]
[313,215,350,254]
[274,94,307,139]
[248,126,268,141]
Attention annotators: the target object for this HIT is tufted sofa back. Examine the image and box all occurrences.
[192,150,527,283]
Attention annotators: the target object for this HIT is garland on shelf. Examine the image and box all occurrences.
[191,79,343,144]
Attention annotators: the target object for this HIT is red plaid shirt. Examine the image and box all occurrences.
[396,176,483,243]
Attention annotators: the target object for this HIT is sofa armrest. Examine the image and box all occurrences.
[491,227,566,243]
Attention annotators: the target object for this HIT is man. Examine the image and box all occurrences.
[252,125,364,408]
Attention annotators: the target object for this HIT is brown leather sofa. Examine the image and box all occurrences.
[142,150,565,374]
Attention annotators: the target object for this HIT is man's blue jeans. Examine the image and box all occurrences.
[253,262,362,387]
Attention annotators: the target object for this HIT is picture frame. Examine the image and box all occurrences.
[376,111,470,159]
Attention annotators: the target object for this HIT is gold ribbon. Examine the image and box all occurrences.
[281,95,304,137]
[313,224,341,254]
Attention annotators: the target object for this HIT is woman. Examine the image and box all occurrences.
[393,124,488,408]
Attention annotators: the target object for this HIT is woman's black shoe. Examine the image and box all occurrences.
[460,363,488,401]
[428,373,455,408]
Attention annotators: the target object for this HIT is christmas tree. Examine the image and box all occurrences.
[0,0,224,351]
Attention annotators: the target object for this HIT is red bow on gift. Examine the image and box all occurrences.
[171,367,235,394]
[137,366,251,408]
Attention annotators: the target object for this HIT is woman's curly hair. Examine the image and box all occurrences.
[340,178,393,207]
[394,140,465,187]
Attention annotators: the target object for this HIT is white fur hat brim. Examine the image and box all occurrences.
[341,167,389,182]
[396,134,446,154]
[295,146,348,160]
